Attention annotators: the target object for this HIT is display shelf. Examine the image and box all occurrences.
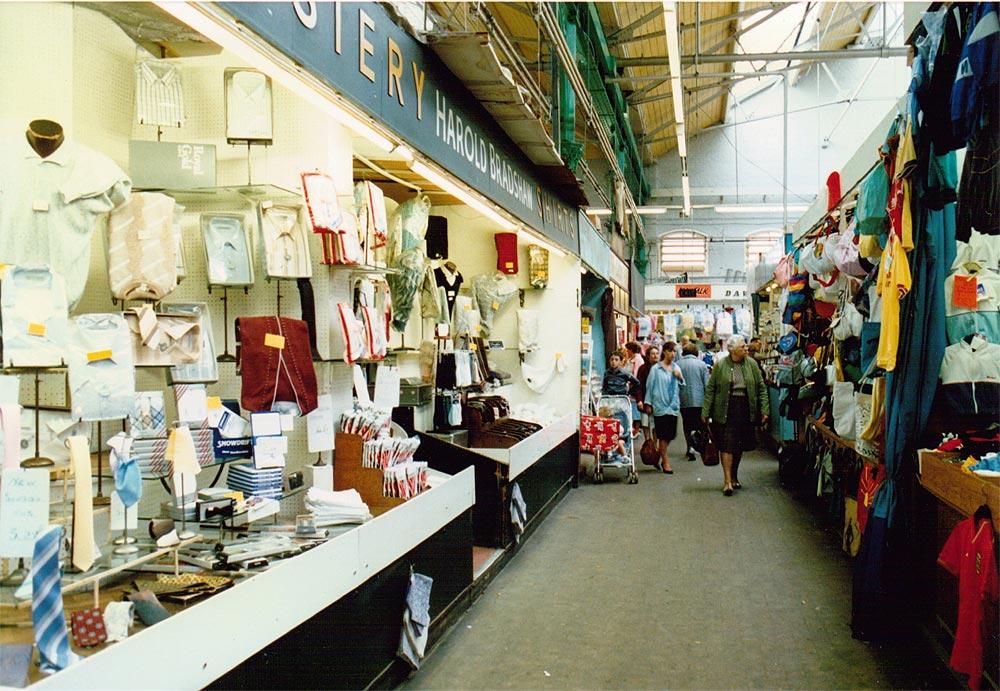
[918,450,1000,532]
[806,416,878,466]
[471,412,577,480]
[26,466,473,690]
[133,183,301,205]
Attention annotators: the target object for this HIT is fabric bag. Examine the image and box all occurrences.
[125,306,201,367]
[107,192,178,301]
[832,381,857,439]
[799,238,836,275]
[236,316,318,415]
[832,300,864,341]
[833,224,869,278]
[701,427,719,466]
[854,379,881,460]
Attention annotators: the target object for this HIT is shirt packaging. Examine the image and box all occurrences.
[224,68,273,143]
[201,213,254,286]
[164,303,218,384]
[106,191,178,301]
[136,60,185,128]
[257,202,312,279]
[1,265,70,368]
[0,137,131,308]
[68,313,136,422]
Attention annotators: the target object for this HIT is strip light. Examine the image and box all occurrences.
[410,160,518,231]
[715,205,810,214]
[628,206,668,215]
[586,208,613,216]
[662,1,691,217]
[517,229,566,258]
[156,2,394,152]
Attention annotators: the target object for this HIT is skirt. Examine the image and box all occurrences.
[712,394,756,454]
[654,414,678,441]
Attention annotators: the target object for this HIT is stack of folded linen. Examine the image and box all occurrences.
[305,487,372,526]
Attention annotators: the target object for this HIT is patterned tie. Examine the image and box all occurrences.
[31,526,76,673]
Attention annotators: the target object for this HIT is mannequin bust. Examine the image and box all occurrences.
[25,119,65,158]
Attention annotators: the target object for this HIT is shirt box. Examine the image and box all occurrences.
[129,140,216,190]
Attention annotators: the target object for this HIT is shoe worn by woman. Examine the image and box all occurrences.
[722,485,734,496]
[733,481,742,490]
[661,464,674,474]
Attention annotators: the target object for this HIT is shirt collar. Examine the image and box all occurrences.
[22,135,73,167]
[140,61,178,86]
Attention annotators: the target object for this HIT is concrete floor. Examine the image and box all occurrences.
[404,434,955,690]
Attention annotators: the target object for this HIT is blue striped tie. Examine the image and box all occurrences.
[31,526,75,673]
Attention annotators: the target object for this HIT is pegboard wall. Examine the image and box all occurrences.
[2,4,583,520]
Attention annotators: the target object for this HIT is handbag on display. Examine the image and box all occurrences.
[107,192,178,301]
[125,306,201,367]
[236,316,318,415]
[854,378,883,460]
[799,238,836,275]
[495,232,518,274]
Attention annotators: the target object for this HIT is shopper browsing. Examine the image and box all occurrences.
[676,343,710,462]
[643,341,685,474]
[701,336,769,496]
[636,345,661,443]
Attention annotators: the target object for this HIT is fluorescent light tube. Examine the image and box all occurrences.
[714,205,810,214]
[410,160,518,230]
[586,208,613,216]
[157,2,394,152]
[627,206,668,215]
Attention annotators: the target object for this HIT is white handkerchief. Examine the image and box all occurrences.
[104,601,134,642]
[176,385,208,424]
[353,365,371,406]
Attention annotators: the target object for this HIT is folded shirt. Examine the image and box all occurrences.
[1,265,70,368]
[68,313,136,422]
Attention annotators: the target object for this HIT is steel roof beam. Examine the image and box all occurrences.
[606,7,662,42]
[617,45,907,68]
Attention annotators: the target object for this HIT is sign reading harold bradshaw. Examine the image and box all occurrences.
[221,1,578,253]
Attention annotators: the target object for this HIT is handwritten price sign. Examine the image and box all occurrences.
[0,468,50,557]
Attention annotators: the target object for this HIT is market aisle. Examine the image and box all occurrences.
[404,437,952,690]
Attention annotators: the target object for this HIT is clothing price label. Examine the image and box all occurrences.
[27,323,46,337]
[0,468,50,558]
[492,301,500,310]
[261,200,274,209]
[32,200,49,212]
[87,349,113,362]
[264,333,286,349]
[953,275,978,310]
[206,396,223,410]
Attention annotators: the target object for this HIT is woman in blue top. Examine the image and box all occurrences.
[643,341,685,474]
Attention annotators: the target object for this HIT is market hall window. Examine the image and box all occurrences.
[659,230,707,274]
[745,229,784,267]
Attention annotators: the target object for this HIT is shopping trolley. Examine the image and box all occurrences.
[580,395,638,484]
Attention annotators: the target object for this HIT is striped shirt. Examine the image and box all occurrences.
[136,60,184,128]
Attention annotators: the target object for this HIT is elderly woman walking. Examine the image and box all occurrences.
[701,336,769,496]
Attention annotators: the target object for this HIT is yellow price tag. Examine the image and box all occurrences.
[206,396,223,410]
[504,261,514,270]
[464,304,472,311]
[264,333,286,349]
[470,343,478,351]
[27,322,46,337]
[87,350,112,362]
[491,301,500,310]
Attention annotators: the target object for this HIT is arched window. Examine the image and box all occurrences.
[745,229,784,267]
[659,230,707,273]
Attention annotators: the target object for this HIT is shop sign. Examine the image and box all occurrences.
[221,1,579,254]
[675,284,712,299]
[610,253,629,289]
[578,211,611,280]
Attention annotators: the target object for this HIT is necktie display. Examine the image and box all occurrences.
[68,436,96,572]
[31,526,78,674]
[109,433,142,508]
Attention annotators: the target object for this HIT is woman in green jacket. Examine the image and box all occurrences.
[701,336,769,496]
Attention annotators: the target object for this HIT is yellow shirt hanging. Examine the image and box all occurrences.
[876,234,912,371]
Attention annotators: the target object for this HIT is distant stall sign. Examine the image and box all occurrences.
[675,285,712,299]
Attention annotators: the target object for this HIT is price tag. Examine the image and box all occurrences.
[32,200,49,212]
[261,200,274,209]
[953,275,978,310]
[27,322,46,337]
[470,343,478,351]
[264,333,286,349]
[504,261,514,270]
[87,350,113,362]
[206,396,223,410]
[492,301,500,310]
